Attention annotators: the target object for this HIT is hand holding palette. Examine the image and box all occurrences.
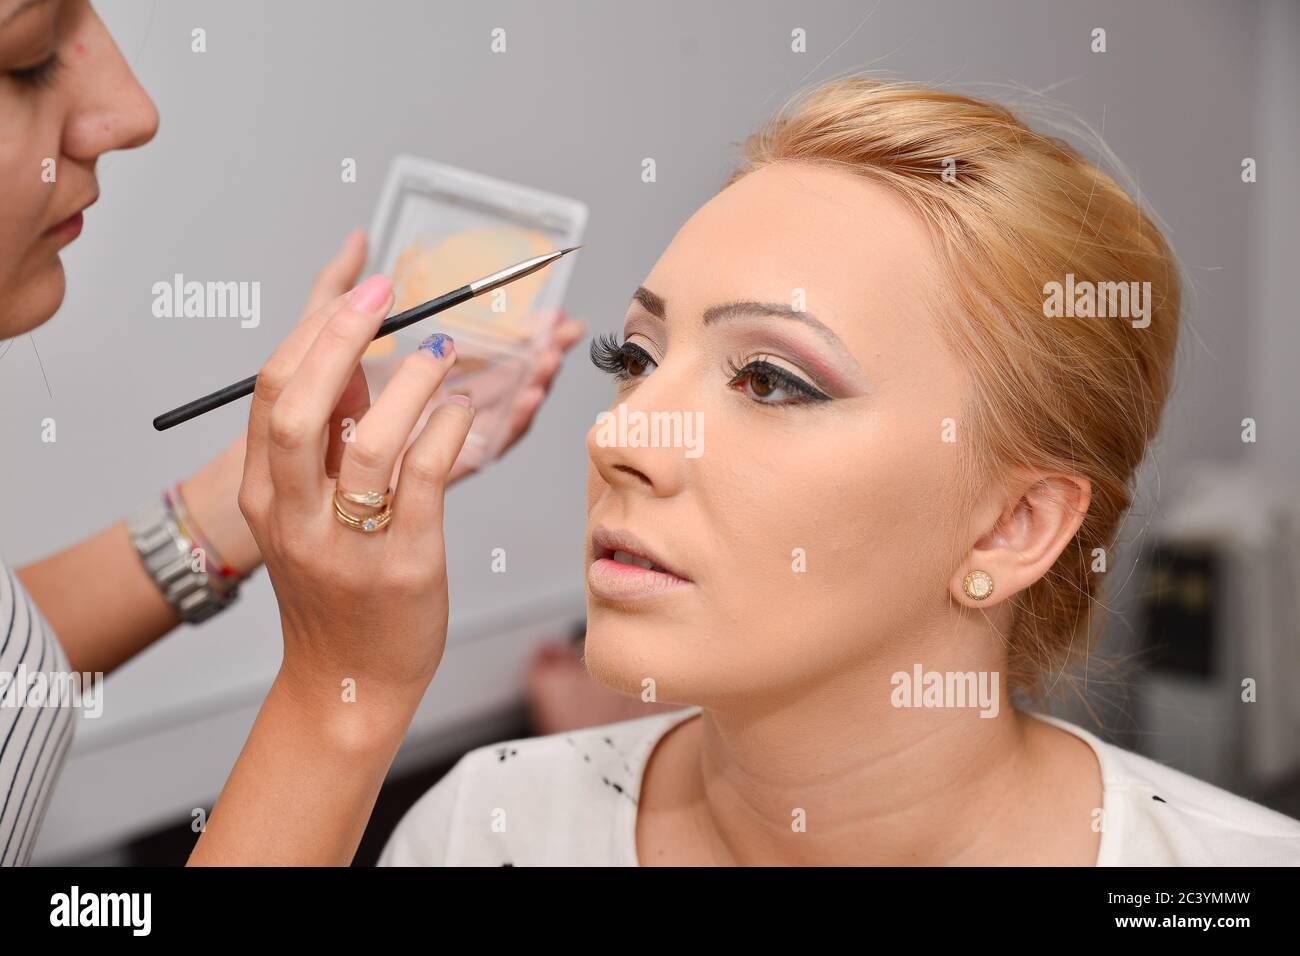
[363,157,587,471]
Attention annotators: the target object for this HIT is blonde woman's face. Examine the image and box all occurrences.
[584,162,976,707]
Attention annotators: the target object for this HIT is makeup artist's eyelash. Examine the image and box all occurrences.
[590,333,656,381]
[11,52,64,89]
[725,357,831,405]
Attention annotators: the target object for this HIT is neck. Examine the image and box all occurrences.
[678,643,1056,866]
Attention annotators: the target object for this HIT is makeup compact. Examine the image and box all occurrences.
[362,156,588,471]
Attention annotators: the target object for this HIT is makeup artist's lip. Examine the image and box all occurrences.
[589,524,693,600]
[44,193,98,242]
[45,210,83,241]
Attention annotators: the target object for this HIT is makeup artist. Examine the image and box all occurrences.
[0,0,583,865]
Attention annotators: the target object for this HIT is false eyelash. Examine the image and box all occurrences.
[725,356,831,405]
[589,332,655,380]
[589,332,626,373]
[12,52,64,89]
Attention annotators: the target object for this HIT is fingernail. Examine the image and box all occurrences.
[419,332,453,358]
[446,393,474,413]
[348,274,392,312]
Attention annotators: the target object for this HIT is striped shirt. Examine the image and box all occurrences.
[0,558,75,866]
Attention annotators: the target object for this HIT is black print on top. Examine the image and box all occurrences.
[563,735,638,806]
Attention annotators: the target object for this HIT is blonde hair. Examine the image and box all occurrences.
[727,77,1181,694]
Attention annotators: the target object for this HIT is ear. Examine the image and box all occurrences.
[951,473,1092,608]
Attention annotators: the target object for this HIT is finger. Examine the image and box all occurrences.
[245,243,370,488]
[336,334,457,500]
[390,395,476,536]
[324,364,372,478]
[303,228,368,316]
[512,384,546,429]
[552,317,587,352]
[532,347,563,389]
[526,318,585,391]
[245,293,354,492]
[266,276,394,508]
[445,379,541,486]
[497,317,586,451]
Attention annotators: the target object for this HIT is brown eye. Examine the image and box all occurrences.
[746,368,776,398]
[591,335,657,382]
[726,358,832,406]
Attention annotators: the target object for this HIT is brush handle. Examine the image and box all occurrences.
[152,284,475,431]
[152,375,260,431]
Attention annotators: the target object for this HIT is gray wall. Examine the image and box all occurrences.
[0,0,1291,857]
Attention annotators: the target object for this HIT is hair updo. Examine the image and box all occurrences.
[726,76,1181,694]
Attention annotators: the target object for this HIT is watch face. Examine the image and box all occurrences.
[130,498,239,624]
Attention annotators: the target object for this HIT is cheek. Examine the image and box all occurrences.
[698,402,961,635]
[0,139,38,216]
[584,455,602,514]
[0,110,64,327]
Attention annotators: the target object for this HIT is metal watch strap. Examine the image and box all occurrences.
[127,497,238,624]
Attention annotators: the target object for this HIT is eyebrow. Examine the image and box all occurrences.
[1,0,51,27]
[632,286,666,319]
[631,285,860,366]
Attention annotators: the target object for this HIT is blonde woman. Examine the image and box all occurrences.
[380,78,1300,866]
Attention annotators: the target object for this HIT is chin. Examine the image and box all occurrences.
[1,257,67,337]
[583,600,767,709]
[583,601,698,706]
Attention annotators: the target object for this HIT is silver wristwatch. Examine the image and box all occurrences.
[128,497,239,624]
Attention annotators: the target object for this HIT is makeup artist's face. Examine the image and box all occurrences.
[584,162,973,707]
[0,0,157,338]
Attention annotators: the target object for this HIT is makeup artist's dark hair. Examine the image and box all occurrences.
[726,76,1181,695]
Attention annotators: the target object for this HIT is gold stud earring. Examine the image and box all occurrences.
[962,570,994,601]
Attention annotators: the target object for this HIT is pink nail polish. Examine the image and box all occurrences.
[348,274,391,312]
[446,393,474,412]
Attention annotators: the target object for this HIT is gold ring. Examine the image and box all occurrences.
[333,496,392,533]
[336,486,393,509]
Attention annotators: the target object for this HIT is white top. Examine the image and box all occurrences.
[379,705,1300,866]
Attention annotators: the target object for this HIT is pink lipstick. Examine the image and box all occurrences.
[588,524,692,601]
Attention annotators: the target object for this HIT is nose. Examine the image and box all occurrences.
[61,7,159,164]
[586,363,696,498]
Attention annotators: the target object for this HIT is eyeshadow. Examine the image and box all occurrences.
[363,226,554,360]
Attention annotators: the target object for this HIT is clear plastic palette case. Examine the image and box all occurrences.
[362,155,587,471]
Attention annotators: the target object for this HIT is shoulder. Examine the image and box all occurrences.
[1034,713,1300,866]
[378,706,699,866]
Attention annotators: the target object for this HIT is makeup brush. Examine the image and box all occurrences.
[152,246,581,431]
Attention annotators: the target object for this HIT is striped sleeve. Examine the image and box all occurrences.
[0,561,76,866]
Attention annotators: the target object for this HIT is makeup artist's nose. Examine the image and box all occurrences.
[61,9,160,162]
[586,374,694,498]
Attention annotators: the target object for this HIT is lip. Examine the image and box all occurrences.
[588,523,693,601]
[45,193,98,242]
